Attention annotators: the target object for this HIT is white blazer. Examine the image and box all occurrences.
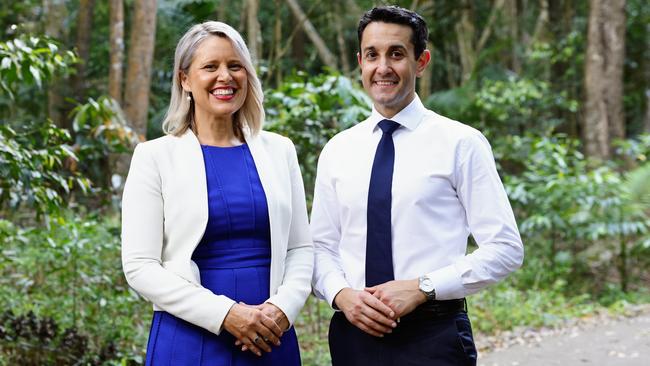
[121,129,313,336]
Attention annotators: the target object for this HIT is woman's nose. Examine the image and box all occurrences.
[216,65,233,82]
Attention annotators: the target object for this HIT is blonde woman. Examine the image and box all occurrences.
[121,21,313,365]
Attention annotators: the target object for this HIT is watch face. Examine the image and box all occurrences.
[420,277,434,292]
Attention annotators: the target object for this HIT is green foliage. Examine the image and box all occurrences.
[0,214,149,365]
[265,71,371,203]
[70,96,140,187]
[294,296,334,366]
[0,35,77,113]
[474,76,577,134]
[503,134,650,293]
[0,310,118,365]
[471,279,596,333]
[0,122,90,217]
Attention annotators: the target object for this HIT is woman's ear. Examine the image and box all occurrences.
[180,70,191,92]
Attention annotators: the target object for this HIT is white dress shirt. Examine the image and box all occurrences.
[311,95,524,307]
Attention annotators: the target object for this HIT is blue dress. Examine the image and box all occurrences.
[145,144,301,366]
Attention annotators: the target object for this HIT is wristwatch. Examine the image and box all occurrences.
[418,275,436,301]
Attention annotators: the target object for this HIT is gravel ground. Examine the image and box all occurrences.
[476,304,650,366]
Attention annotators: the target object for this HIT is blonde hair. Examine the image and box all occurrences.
[162,21,264,136]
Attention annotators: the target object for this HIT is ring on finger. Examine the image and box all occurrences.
[253,336,261,344]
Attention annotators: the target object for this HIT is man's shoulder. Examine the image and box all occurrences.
[322,120,370,150]
[423,110,486,143]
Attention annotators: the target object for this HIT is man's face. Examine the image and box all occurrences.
[358,21,430,118]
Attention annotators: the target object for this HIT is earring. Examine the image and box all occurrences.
[186,95,192,101]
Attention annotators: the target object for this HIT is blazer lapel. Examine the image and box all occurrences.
[246,131,281,258]
[177,130,209,252]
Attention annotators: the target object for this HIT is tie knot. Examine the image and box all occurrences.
[378,119,400,135]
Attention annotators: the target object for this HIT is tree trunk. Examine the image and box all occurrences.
[643,23,650,134]
[530,0,550,46]
[333,2,351,75]
[584,0,626,160]
[444,41,458,88]
[246,0,262,66]
[505,0,521,74]
[216,0,228,21]
[644,92,650,134]
[292,23,305,62]
[455,0,475,84]
[124,0,157,139]
[109,0,125,104]
[417,0,434,100]
[285,0,338,70]
[43,0,68,127]
[265,0,284,85]
[73,0,95,100]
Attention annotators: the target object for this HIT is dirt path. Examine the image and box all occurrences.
[478,308,650,366]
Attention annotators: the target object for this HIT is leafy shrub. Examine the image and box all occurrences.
[503,135,650,293]
[0,310,117,365]
[0,121,90,217]
[0,35,77,103]
[0,215,149,365]
[265,71,370,203]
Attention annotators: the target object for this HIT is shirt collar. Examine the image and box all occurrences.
[368,94,427,132]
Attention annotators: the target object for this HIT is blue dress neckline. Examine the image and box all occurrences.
[200,143,247,150]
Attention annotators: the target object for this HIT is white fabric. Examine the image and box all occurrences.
[121,129,313,335]
[311,95,524,307]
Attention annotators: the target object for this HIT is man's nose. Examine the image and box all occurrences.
[376,57,392,74]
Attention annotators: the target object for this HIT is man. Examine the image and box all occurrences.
[311,6,524,366]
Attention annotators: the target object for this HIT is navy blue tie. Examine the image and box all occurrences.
[366,119,400,287]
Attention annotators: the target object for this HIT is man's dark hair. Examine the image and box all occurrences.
[357,6,429,59]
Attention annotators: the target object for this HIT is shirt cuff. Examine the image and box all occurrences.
[426,264,466,300]
[322,275,351,309]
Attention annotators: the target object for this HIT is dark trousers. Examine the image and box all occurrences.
[329,301,477,366]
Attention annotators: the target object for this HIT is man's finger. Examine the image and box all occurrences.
[352,319,386,337]
[358,314,393,334]
[362,292,396,318]
[362,306,397,328]
[365,286,377,294]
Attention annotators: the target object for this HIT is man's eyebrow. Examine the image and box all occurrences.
[362,44,408,52]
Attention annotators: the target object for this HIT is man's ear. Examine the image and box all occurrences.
[357,52,362,68]
[415,49,431,78]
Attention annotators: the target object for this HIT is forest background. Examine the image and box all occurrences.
[1,0,649,365]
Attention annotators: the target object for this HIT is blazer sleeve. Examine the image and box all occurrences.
[266,138,314,325]
[121,143,236,335]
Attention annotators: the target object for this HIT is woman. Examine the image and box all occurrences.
[121,21,313,365]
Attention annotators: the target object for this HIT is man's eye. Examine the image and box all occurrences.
[366,52,377,59]
[391,51,404,58]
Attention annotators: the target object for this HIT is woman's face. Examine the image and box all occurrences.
[181,36,248,123]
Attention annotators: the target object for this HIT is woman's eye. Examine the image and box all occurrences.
[229,64,243,71]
